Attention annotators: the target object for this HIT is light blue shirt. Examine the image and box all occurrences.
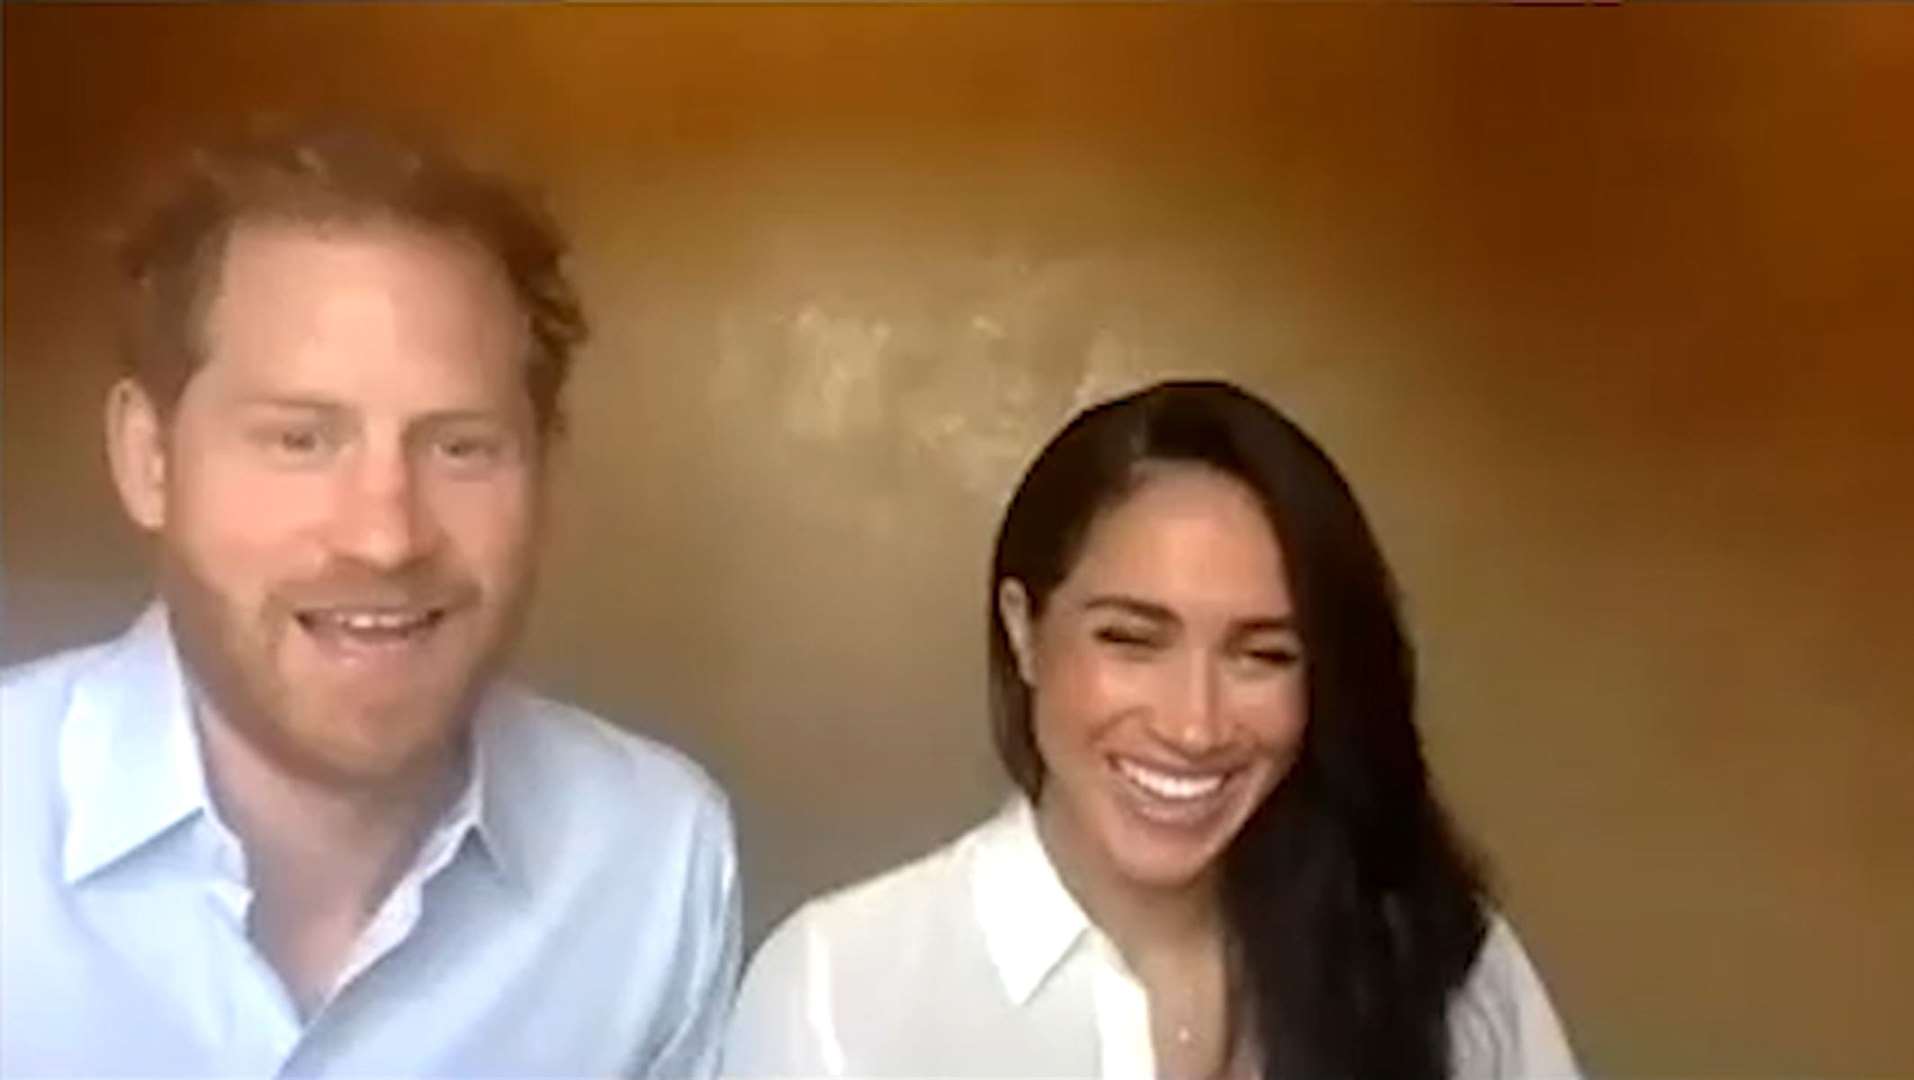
[1,606,740,1078]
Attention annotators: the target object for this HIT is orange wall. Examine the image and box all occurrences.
[6,6,1911,1073]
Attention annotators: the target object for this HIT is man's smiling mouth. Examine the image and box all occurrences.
[294,606,448,649]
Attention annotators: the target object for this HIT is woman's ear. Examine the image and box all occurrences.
[105,378,168,533]
[997,578,1037,686]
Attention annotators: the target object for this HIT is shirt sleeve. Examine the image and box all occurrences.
[1449,914,1583,1079]
[642,791,744,1080]
[722,905,843,1078]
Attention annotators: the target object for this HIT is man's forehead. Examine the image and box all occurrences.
[204,218,523,339]
[214,216,510,293]
[185,218,534,409]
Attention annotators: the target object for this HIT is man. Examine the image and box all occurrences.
[0,126,738,1076]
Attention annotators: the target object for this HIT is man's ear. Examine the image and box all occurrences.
[105,378,168,533]
[997,578,1038,686]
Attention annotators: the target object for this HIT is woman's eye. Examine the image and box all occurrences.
[1243,645,1302,669]
[1094,626,1159,649]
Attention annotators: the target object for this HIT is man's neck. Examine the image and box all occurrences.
[193,697,467,1015]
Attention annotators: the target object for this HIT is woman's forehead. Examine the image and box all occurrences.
[1061,464,1291,612]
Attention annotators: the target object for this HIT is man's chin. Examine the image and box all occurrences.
[266,702,470,789]
[288,741,457,791]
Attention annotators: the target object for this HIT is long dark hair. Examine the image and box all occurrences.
[988,380,1488,1079]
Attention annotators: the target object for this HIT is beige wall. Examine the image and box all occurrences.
[6,5,1911,1073]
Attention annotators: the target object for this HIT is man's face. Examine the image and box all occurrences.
[113,220,543,787]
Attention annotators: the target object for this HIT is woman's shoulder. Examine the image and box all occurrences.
[743,810,1003,991]
[726,813,1006,1076]
[787,816,990,944]
[1448,912,1583,1079]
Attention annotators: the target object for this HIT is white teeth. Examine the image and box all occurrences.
[1116,758,1226,801]
[329,610,430,633]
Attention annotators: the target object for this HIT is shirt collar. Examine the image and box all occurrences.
[59,604,214,885]
[465,683,539,893]
[970,796,1097,1006]
[59,603,535,893]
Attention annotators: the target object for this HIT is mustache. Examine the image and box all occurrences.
[272,562,478,611]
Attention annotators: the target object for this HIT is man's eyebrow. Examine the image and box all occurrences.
[232,401,509,427]
[412,408,511,427]
[234,396,344,414]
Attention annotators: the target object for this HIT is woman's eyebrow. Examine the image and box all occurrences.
[1236,614,1298,635]
[1081,595,1176,623]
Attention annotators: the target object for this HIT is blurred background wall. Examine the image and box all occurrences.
[5,5,1910,1073]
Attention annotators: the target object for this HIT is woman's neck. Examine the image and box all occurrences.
[1035,792,1243,1079]
[1033,792,1223,969]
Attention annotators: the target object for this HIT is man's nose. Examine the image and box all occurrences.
[326,445,440,571]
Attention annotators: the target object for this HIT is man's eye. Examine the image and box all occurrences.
[254,425,330,460]
[430,428,514,467]
[439,436,498,460]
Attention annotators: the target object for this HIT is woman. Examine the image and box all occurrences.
[725,381,1579,1079]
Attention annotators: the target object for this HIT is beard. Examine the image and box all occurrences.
[156,543,528,793]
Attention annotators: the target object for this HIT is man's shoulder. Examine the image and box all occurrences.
[494,686,729,821]
[1,640,123,871]
[486,687,735,917]
[1,639,113,707]
[1,639,116,757]
[3,610,172,736]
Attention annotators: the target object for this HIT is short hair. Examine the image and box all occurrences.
[986,380,1488,1077]
[116,122,587,434]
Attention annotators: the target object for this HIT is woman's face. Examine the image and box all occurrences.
[1003,463,1307,892]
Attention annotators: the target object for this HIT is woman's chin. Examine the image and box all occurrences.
[1091,776,1263,890]
[1097,812,1235,892]
[1045,772,1267,894]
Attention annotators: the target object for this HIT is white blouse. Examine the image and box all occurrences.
[725,799,1581,1079]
